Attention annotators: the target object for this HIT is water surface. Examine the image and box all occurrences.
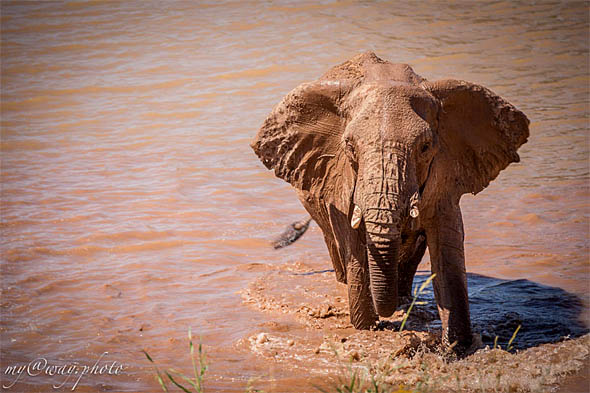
[1,1,588,391]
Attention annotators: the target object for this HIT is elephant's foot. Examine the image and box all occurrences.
[441,331,483,359]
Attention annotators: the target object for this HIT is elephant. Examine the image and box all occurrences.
[251,52,529,352]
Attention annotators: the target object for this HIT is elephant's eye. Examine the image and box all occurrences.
[421,142,430,154]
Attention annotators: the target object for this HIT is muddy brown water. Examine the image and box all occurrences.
[1,1,588,392]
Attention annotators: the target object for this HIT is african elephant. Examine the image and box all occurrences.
[251,52,529,352]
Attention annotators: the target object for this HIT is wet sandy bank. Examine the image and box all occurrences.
[241,260,589,392]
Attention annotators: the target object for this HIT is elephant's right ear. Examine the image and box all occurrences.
[422,79,530,199]
[251,81,352,210]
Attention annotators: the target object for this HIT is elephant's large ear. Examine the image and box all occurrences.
[422,80,529,198]
[252,81,356,284]
[251,81,353,211]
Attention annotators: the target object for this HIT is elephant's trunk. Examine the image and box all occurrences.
[364,203,402,317]
[359,147,413,318]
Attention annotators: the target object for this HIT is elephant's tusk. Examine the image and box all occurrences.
[410,191,420,218]
[351,204,363,229]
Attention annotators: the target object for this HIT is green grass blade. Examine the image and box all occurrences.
[169,369,199,390]
[166,371,192,393]
[199,341,208,375]
[155,372,168,393]
[189,327,194,355]
[189,330,198,388]
[401,274,435,332]
[399,305,412,332]
[142,350,168,392]
[196,341,202,377]
[418,273,436,293]
[371,375,380,393]
[142,350,155,363]
[155,372,169,392]
[507,324,521,350]
[191,353,199,389]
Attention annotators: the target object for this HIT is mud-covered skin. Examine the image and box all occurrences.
[251,52,529,353]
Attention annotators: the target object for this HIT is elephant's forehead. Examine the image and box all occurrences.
[347,84,437,121]
[350,83,433,103]
[343,84,436,145]
[363,62,424,85]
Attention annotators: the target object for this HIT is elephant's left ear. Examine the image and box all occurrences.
[251,80,354,211]
[423,79,530,197]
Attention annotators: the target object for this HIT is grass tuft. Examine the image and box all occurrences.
[142,349,169,392]
[315,329,588,392]
[143,328,208,393]
[507,325,521,351]
[399,274,435,332]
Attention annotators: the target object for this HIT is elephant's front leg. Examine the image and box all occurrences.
[425,202,472,352]
[398,234,427,299]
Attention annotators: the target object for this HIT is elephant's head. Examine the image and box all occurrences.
[252,52,529,327]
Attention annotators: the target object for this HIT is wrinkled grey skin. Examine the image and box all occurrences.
[251,52,529,352]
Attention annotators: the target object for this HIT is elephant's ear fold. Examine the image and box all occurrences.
[251,81,352,209]
[423,79,530,197]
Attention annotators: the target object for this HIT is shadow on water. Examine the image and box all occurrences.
[409,271,589,350]
[290,269,588,350]
[291,269,335,276]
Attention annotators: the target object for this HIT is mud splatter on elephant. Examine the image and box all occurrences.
[251,52,529,353]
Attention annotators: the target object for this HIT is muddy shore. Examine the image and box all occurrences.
[241,260,589,392]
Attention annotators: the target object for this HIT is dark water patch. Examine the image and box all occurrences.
[410,272,589,350]
[291,268,335,276]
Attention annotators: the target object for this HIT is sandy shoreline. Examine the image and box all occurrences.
[241,260,589,392]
